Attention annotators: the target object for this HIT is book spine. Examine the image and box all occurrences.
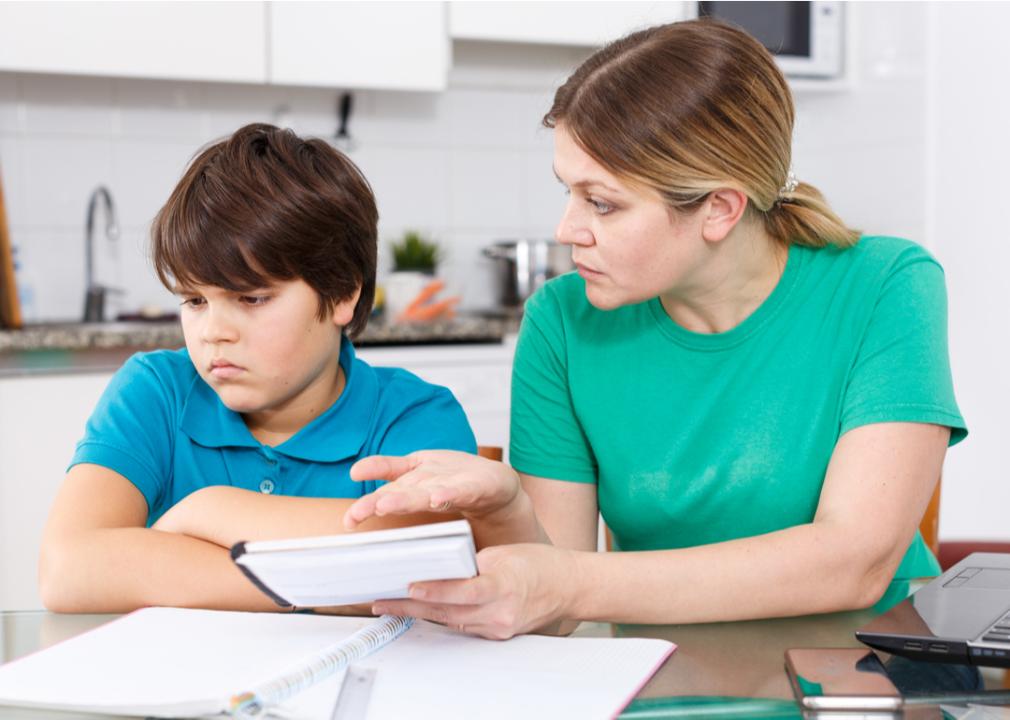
[229,615,414,718]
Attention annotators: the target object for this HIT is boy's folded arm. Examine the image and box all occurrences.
[152,484,456,548]
[39,465,283,613]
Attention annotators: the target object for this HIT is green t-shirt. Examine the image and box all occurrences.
[509,236,966,584]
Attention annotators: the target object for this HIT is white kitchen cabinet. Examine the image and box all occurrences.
[449,1,691,47]
[0,339,513,610]
[357,340,514,453]
[269,2,450,91]
[0,2,267,84]
[0,371,113,611]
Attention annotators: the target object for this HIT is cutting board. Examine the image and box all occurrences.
[0,157,20,329]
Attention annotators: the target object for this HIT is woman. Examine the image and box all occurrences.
[344,19,966,639]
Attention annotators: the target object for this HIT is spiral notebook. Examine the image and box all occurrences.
[0,607,675,720]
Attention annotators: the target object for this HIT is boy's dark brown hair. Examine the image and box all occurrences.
[152,123,377,338]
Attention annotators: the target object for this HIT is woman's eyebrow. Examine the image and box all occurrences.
[552,167,622,194]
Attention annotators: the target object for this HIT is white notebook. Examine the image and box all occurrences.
[0,607,676,720]
[231,519,478,607]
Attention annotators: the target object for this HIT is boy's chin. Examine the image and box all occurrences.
[215,389,270,415]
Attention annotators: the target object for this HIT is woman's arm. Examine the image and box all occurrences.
[39,464,286,613]
[371,422,949,636]
[153,484,452,548]
[565,422,949,623]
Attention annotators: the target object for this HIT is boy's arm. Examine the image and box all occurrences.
[39,464,286,613]
[152,485,455,548]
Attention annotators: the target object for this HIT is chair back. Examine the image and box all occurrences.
[919,476,942,559]
[477,446,503,462]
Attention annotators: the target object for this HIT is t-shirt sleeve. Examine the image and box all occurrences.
[840,248,967,445]
[377,384,477,458]
[69,354,176,515]
[508,286,597,483]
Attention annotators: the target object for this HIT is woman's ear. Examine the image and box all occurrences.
[331,286,363,328]
[701,188,749,243]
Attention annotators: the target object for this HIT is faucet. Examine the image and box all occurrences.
[83,186,121,323]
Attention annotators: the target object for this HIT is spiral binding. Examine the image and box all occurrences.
[229,615,414,718]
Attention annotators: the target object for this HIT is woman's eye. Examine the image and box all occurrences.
[588,198,614,215]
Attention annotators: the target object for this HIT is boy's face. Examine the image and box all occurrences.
[177,278,358,432]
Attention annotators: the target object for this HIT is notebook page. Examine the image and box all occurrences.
[0,608,371,717]
[356,621,675,720]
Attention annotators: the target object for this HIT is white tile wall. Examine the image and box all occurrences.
[0,4,934,325]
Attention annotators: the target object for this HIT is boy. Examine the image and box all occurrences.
[39,124,476,613]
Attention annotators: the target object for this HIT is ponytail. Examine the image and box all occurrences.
[761,181,860,249]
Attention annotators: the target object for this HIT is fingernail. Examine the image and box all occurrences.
[409,586,426,600]
[372,604,385,614]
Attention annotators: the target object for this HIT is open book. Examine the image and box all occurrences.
[0,607,675,719]
[231,519,478,607]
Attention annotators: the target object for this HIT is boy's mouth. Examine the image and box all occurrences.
[209,359,244,379]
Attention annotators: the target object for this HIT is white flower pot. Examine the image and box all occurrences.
[384,271,433,323]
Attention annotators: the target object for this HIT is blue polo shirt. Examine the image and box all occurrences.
[70,339,477,525]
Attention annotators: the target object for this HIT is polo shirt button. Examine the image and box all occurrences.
[259,479,275,494]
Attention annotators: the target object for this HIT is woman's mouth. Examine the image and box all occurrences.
[575,262,604,279]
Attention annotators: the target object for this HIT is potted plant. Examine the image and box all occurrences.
[391,230,440,274]
[385,231,442,322]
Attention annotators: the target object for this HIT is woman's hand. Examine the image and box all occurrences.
[345,450,525,530]
[371,543,578,640]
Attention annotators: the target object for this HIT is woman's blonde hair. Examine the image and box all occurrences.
[544,18,859,248]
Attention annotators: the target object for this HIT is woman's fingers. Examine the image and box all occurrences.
[371,576,513,639]
[349,455,417,483]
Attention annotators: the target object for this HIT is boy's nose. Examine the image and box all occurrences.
[200,307,239,343]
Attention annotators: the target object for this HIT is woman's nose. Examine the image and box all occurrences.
[555,202,594,247]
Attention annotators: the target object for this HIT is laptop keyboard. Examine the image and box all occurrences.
[981,611,1010,645]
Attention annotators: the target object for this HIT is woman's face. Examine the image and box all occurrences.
[553,124,709,310]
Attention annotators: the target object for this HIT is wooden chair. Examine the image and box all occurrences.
[477,446,503,462]
[919,476,942,559]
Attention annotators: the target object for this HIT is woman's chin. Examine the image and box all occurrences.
[584,286,628,311]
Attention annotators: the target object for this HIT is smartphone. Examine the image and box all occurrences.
[785,648,903,714]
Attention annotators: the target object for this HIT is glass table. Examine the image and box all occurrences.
[1,609,1007,719]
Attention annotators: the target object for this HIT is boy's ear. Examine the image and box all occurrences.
[331,286,363,328]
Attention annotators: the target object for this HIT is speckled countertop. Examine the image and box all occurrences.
[0,314,520,377]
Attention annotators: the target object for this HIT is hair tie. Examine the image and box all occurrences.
[777,171,798,201]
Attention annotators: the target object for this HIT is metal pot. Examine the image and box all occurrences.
[482,240,573,308]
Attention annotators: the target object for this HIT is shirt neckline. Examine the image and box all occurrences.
[648,243,806,351]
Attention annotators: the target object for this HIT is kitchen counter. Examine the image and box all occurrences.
[0,315,520,377]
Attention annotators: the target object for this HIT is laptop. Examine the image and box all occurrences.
[856,552,1010,668]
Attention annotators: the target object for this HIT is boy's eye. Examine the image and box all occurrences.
[240,295,271,306]
[180,297,205,309]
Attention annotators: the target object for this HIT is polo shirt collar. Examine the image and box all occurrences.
[180,339,378,462]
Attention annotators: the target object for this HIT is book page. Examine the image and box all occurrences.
[0,608,370,717]
[356,621,674,720]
